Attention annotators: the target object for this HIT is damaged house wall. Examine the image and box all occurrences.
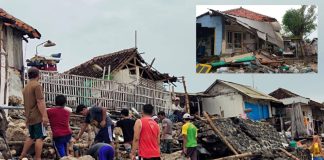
[202,83,244,117]
[0,25,24,106]
[0,8,41,107]
[203,80,277,120]
[197,7,284,58]
[196,13,223,56]
[223,24,257,54]
[269,88,324,134]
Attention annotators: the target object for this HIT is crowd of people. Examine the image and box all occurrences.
[19,67,199,160]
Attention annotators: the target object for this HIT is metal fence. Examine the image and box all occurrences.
[24,71,172,113]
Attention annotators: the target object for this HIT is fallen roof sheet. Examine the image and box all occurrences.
[0,8,41,39]
[229,15,284,48]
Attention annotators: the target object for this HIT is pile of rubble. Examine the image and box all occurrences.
[0,109,97,159]
[192,117,310,159]
[202,50,318,73]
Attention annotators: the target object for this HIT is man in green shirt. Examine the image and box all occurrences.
[181,113,198,160]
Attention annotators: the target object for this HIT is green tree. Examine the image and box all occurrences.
[282,5,317,39]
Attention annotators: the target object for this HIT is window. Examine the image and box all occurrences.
[226,31,242,49]
[226,31,233,48]
[234,32,242,49]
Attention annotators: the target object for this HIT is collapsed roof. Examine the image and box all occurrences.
[0,8,41,39]
[65,48,177,83]
[269,88,324,108]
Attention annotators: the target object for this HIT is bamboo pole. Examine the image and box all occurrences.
[213,152,255,160]
[278,148,300,160]
[203,111,239,155]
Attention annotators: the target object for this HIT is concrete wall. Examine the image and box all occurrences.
[222,25,257,54]
[203,93,244,118]
[0,24,24,106]
[203,83,245,117]
[197,15,223,55]
[6,27,23,70]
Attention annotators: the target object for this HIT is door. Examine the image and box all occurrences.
[244,102,269,120]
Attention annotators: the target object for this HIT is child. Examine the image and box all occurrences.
[309,135,324,160]
[47,95,72,158]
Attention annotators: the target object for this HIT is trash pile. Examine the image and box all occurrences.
[196,50,317,73]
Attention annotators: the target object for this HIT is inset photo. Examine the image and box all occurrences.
[196,5,318,73]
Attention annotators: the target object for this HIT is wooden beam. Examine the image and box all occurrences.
[182,76,190,113]
[203,111,239,155]
[213,152,255,160]
[278,148,300,160]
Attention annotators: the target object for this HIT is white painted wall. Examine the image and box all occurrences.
[112,68,137,85]
[203,93,244,118]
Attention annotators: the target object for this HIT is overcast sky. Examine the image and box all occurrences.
[1,1,323,103]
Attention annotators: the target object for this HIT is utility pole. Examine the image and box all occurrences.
[181,76,190,113]
[135,30,137,48]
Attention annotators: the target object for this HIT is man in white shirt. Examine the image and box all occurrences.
[171,97,183,112]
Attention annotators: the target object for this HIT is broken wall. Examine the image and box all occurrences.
[197,14,223,55]
[202,93,244,117]
[223,24,257,54]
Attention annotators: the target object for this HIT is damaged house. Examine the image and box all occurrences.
[36,48,177,112]
[0,8,41,106]
[202,79,280,121]
[269,88,324,134]
[196,7,283,58]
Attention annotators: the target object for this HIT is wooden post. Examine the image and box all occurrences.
[213,152,255,160]
[182,76,190,113]
[203,111,239,155]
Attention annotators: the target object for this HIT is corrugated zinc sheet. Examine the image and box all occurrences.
[221,80,280,102]
[228,15,284,48]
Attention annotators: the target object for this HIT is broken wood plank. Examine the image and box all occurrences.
[213,152,255,160]
[203,111,239,155]
[278,148,300,160]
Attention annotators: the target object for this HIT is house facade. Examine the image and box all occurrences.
[0,8,41,106]
[269,88,324,134]
[202,80,279,120]
[197,7,283,57]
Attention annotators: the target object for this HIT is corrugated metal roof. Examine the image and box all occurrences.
[205,80,280,102]
[229,15,284,48]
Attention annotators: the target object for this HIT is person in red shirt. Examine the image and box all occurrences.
[47,95,72,158]
[131,104,161,160]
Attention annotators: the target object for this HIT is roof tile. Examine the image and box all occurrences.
[0,8,41,39]
[223,7,277,22]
